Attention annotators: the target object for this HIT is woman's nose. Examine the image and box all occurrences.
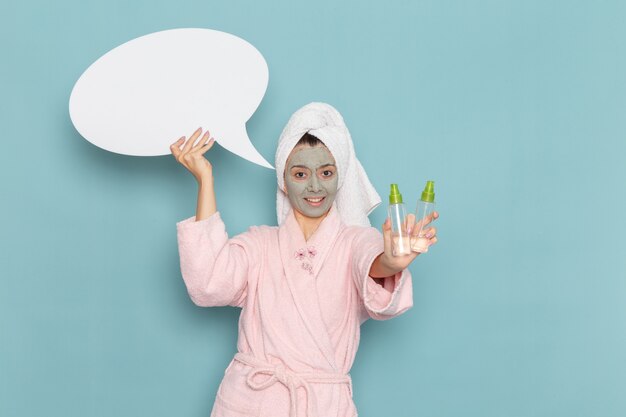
[307,176,322,192]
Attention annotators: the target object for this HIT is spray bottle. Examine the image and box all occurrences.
[411,180,436,253]
[388,184,411,256]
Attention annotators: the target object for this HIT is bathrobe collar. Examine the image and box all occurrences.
[278,203,344,370]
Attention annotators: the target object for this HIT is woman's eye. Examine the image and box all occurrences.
[294,172,306,178]
[322,170,334,177]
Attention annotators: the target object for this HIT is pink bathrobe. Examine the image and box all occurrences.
[176,204,413,417]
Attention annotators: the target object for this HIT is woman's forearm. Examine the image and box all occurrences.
[195,174,217,221]
[368,253,401,278]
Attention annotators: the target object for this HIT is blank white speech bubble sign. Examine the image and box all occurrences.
[69,28,273,169]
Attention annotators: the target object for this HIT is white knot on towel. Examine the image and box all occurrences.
[275,102,381,227]
[235,352,352,417]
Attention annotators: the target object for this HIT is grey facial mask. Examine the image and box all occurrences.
[284,146,338,218]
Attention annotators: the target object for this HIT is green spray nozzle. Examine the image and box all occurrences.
[389,184,403,204]
[420,180,435,203]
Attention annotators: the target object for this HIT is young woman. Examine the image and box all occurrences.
[170,102,438,417]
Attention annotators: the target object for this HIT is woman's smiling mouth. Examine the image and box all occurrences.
[304,196,326,207]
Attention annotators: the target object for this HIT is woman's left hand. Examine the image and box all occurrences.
[370,211,439,278]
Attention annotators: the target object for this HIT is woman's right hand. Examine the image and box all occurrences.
[170,127,216,183]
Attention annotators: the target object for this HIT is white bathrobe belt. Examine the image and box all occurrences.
[234,352,353,417]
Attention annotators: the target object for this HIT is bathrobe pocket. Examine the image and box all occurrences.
[212,394,259,417]
[214,361,264,416]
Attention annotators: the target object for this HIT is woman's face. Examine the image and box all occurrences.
[284,144,338,218]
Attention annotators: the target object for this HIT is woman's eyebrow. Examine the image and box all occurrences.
[290,163,336,169]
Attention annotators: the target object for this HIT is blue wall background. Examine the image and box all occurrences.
[1,1,625,416]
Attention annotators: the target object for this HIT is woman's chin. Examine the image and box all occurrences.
[293,199,332,219]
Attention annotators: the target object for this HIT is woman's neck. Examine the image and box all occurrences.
[293,209,330,241]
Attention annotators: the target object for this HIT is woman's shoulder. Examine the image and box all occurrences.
[241,223,279,240]
[339,223,381,243]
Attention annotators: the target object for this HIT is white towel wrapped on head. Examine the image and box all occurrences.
[275,102,381,227]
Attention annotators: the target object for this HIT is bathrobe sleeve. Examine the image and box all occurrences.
[176,211,258,308]
[351,227,414,321]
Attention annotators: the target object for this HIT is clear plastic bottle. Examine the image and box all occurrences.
[388,184,411,256]
[411,180,436,253]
